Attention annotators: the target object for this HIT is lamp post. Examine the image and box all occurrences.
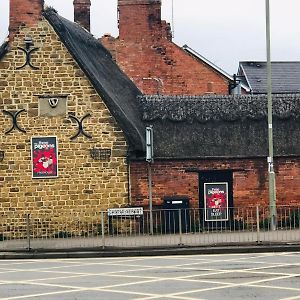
[265,0,277,230]
[146,126,154,234]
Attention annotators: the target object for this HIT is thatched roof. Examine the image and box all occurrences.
[138,94,300,159]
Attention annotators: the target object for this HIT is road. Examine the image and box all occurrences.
[0,252,300,299]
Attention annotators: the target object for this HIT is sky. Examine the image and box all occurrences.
[1,0,300,74]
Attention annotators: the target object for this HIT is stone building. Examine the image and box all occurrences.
[0,0,145,226]
[1,0,299,236]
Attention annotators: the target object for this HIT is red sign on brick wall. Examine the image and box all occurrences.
[204,182,228,221]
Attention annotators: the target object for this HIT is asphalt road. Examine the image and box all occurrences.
[0,252,300,299]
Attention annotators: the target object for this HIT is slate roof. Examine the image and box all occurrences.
[43,9,145,152]
[238,61,300,94]
[138,94,300,159]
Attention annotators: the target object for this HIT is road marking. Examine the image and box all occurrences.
[249,283,300,292]
[280,295,300,300]
[0,253,300,300]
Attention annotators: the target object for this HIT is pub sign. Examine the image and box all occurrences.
[204,182,228,221]
[31,136,58,178]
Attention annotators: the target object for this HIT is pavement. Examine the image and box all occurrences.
[1,251,300,299]
[1,242,300,259]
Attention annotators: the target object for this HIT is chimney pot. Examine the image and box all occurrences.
[73,0,91,32]
[118,0,163,41]
[9,0,44,40]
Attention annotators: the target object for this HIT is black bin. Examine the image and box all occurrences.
[163,196,190,233]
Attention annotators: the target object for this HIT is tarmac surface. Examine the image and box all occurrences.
[0,251,300,299]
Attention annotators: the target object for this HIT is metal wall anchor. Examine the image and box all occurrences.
[68,113,92,140]
[16,46,39,70]
[3,109,27,134]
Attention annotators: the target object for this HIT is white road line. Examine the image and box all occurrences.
[1,253,299,300]
[280,295,300,300]
[239,269,300,277]
[249,283,300,292]
[1,285,164,300]
[0,253,291,275]
[0,257,155,273]
[1,289,84,300]
[162,274,299,298]
[26,272,156,283]
[136,294,205,300]
[0,274,174,293]
[1,259,298,289]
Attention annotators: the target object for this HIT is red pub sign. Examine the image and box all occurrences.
[31,136,58,178]
[204,182,228,221]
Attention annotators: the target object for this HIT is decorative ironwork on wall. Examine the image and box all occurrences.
[0,151,4,162]
[48,98,59,108]
[90,148,111,161]
[38,95,68,117]
[3,109,26,134]
[16,37,39,70]
[68,113,92,140]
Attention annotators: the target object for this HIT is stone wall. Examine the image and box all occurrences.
[0,18,129,232]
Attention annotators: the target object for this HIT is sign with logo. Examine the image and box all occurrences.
[107,207,143,217]
[204,182,228,221]
[31,136,58,178]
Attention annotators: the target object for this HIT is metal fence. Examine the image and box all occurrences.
[0,206,300,251]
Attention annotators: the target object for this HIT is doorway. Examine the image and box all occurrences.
[199,170,233,228]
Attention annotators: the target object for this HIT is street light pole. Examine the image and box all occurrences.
[146,126,154,234]
[265,0,277,230]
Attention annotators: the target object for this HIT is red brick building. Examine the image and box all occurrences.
[100,0,239,95]
[1,0,299,232]
[131,94,300,211]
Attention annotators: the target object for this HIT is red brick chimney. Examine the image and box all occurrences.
[73,0,91,32]
[118,0,168,42]
[9,0,44,40]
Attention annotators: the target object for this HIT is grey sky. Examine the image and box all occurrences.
[1,0,300,74]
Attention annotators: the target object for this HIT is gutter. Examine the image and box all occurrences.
[183,45,250,93]
[239,63,253,94]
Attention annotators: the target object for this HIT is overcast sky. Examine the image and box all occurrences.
[1,0,300,74]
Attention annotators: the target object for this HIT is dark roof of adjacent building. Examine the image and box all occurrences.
[138,94,300,159]
[43,8,145,151]
[238,61,300,94]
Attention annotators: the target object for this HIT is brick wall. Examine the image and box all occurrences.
[9,0,44,40]
[73,0,91,31]
[0,19,129,223]
[130,158,300,208]
[100,0,230,95]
